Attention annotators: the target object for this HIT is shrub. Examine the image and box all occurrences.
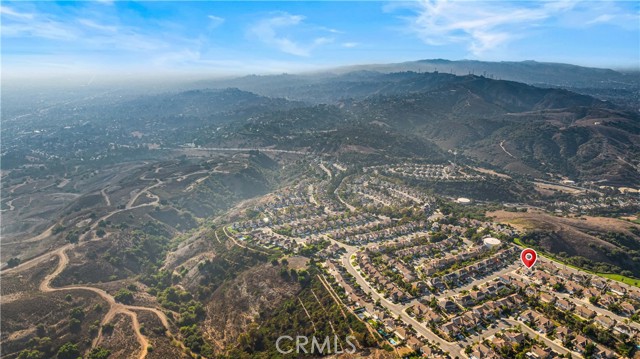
[56,342,80,359]
[114,289,134,304]
[7,257,20,268]
[17,349,45,359]
[88,347,111,359]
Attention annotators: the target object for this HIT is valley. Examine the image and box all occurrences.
[1,63,639,359]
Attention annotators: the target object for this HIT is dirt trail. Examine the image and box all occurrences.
[499,140,516,158]
[1,222,58,246]
[38,247,174,359]
[9,178,31,194]
[2,199,15,211]
[101,187,111,207]
[127,179,162,209]
[3,174,198,358]
[2,201,158,272]
[318,163,333,178]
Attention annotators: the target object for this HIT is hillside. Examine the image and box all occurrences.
[490,210,640,277]
[190,73,638,185]
[333,59,640,89]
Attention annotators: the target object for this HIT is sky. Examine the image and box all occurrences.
[2,0,639,78]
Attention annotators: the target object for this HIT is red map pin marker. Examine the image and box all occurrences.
[521,248,537,269]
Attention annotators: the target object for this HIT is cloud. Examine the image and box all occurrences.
[398,0,581,55]
[0,5,34,19]
[1,4,170,50]
[394,0,640,56]
[342,42,359,48]
[208,15,225,28]
[586,14,614,25]
[314,37,333,46]
[78,18,117,33]
[248,12,336,56]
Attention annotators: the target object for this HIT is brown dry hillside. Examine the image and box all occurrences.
[489,210,640,276]
[203,264,300,352]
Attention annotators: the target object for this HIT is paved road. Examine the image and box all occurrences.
[332,241,462,355]
[438,262,519,297]
[506,318,581,358]
[511,268,640,332]
[328,238,584,357]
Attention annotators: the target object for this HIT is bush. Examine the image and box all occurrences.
[7,257,20,268]
[88,347,111,359]
[17,349,45,359]
[114,288,134,304]
[69,307,85,321]
[102,323,115,334]
[56,342,80,359]
[69,318,82,333]
[65,231,79,243]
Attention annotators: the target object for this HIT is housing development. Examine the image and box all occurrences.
[2,4,640,356]
[225,161,640,358]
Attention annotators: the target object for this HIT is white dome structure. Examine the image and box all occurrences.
[483,237,501,248]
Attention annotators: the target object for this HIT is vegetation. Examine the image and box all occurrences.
[229,266,378,357]
[114,288,134,304]
[87,347,111,359]
[7,257,20,268]
[56,342,80,359]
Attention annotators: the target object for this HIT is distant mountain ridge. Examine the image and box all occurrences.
[188,71,638,185]
[195,59,639,108]
[332,59,640,89]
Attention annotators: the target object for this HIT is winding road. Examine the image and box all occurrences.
[38,246,173,359]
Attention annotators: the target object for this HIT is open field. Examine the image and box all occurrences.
[533,181,584,194]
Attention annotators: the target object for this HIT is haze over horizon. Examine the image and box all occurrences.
[2,0,639,80]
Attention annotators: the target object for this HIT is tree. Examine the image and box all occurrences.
[583,342,596,358]
[88,347,111,359]
[56,342,80,359]
[17,350,45,359]
[114,288,134,304]
[65,231,79,243]
[7,257,20,268]
[69,318,82,333]
[69,307,84,321]
[102,323,115,334]
[36,324,46,337]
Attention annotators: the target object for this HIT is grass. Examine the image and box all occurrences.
[598,273,640,287]
[511,238,640,288]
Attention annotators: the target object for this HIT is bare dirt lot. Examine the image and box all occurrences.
[489,209,640,269]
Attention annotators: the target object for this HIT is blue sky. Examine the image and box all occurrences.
[2,1,639,77]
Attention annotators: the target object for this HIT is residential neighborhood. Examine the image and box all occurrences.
[225,166,640,358]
